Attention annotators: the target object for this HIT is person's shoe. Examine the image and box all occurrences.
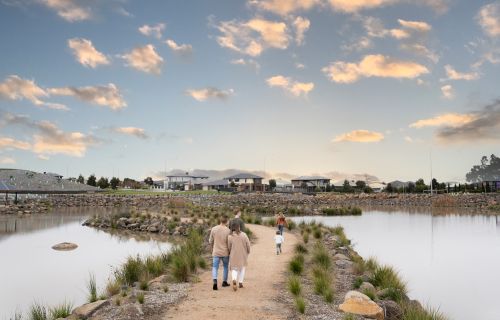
[222,281,230,287]
[239,283,244,288]
[213,283,218,290]
[232,280,237,291]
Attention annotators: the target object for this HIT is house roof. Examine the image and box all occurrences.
[291,176,331,181]
[166,175,209,179]
[224,173,263,179]
[203,179,229,186]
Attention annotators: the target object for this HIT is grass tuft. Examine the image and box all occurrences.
[49,301,72,319]
[294,296,306,314]
[288,276,302,296]
[137,292,145,304]
[288,254,305,275]
[29,302,47,320]
[87,273,98,303]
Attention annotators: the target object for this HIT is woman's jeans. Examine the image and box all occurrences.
[278,224,284,235]
[212,256,229,281]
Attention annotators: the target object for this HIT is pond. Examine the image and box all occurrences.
[293,208,500,320]
[0,208,171,319]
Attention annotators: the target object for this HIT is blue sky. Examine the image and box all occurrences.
[0,0,499,183]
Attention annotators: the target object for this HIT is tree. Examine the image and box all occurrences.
[97,177,109,189]
[144,177,154,186]
[363,186,373,193]
[385,183,393,193]
[342,180,352,193]
[407,182,416,193]
[355,180,366,190]
[77,174,84,184]
[110,177,120,190]
[415,178,427,193]
[269,179,277,190]
[87,174,97,187]
[432,178,439,190]
[466,154,500,183]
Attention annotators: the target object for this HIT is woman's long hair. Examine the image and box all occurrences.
[232,223,241,234]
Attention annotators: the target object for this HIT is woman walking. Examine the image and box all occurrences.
[228,224,251,291]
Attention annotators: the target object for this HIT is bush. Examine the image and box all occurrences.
[313,244,331,270]
[145,256,164,277]
[370,265,407,295]
[313,229,322,239]
[198,257,207,269]
[353,277,364,289]
[49,301,73,319]
[139,279,149,291]
[302,232,309,243]
[106,279,121,297]
[29,303,47,320]
[137,292,145,304]
[294,297,306,314]
[120,256,144,286]
[313,268,330,295]
[324,288,334,303]
[402,303,448,320]
[289,254,305,275]
[288,276,302,296]
[288,220,296,231]
[294,243,308,254]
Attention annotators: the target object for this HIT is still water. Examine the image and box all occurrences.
[294,209,500,320]
[0,209,171,319]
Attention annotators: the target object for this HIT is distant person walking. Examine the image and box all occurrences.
[229,210,245,232]
[228,224,251,291]
[209,215,231,290]
[276,212,288,235]
[274,230,284,255]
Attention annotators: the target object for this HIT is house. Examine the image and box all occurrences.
[202,179,230,191]
[151,180,165,190]
[291,176,331,192]
[165,173,209,191]
[224,173,264,192]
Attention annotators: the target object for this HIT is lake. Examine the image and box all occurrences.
[293,208,500,320]
[0,208,171,319]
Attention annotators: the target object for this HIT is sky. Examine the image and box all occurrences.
[0,0,499,183]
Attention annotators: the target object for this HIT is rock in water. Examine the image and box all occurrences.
[51,242,78,251]
[339,290,384,320]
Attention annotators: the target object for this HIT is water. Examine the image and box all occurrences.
[0,209,171,318]
[293,209,500,320]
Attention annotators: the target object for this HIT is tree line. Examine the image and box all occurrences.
[77,174,156,190]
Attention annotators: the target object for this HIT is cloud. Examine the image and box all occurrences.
[48,83,126,110]
[333,130,384,143]
[249,0,321,15]
[409,113,476,128]
[400,43,439,63]
[68,38,110,68]
[0,111,100,157]
[138,23,166,39]
[397,19,432,32]
[0,75,67,110]
[292,16,310,45]
[40,0,91,22]
[363,17,431,39]
[230,58,261,71]
[0,156,16,164]
[477,2,500,37]
[443,65,480,81]
[418,0,450,14]
[322,54,429,83]
[441,84,454,99]
[185,87,234,102]
[121,45,164,74]
[37,154,50,160]
[165,39,193,56]
[112,127,149,139]
[328,0,394,13]
[435,100,500,143]
[266,75,314,97]
[0,136,31,150]
[342,36,373,52]
[214,17,290,56]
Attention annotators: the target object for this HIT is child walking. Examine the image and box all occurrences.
[274,230,284,255]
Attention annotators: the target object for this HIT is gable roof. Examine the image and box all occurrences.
[291,176,331,181]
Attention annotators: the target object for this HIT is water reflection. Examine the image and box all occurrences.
[0,209,171,319]
[292,210,500,320]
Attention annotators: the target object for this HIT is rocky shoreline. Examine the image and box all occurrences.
[1,192,499,216]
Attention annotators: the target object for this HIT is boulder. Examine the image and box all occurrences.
[335,259,353,268]
[52,242,78,251]
[360,282,376,293]
[334,253,350,260]
[378,300,403,320]
[72,300,109,319]
[339,291,384,320]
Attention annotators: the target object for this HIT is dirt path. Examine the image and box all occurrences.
[164,224,298,320]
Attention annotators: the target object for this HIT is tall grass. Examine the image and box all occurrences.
[402,303,448,320]
[288,276,302,296]
[87,273,97,303]
[294,296,306,314]
[29,302,47,320]
[49,301,73,319]
[370,265,407,294]
[288,254,305,275]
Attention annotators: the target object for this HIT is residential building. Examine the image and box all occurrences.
[291,176,331,192]
[224,173,264,192]
[165,173,209,190]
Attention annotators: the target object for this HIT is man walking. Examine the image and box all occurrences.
[209,215,231,290]
[229,210,245,232]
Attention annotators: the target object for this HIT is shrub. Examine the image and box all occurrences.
[295,296,306,314]
[49,301,72,319]
[106,279,121,297]
[139,279,149,291]
[137,292,145,304]
[353,277,364,289]
[254,216,262,225]
[171,252,190,282]
[289,254,305,275]
[313,268,330,295]
[370,265,407,295]
[313,229,322,239]
[29,302,47,320]
[145,256,164,277]
[302,232,309,243]
[312,244,331,270]
[288,276,302,296]
[198,257,207,269]
[294,243,308,254]
[402,303,448,320]
[87,273,98,303]
[120,256,144,286]
[324,288,334,303]
[287,220,296,231]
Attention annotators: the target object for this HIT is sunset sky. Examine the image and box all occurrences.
[0,0,499,183]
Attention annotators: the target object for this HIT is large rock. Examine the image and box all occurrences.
[339,291,384,320]
[378,300,403,320]
[72,300,109,319]
[51,242,78,251]
[360,282,376,293]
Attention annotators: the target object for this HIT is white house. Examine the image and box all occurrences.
[291,176,331,191]
[224,173,264,192]
[165,173,209,191]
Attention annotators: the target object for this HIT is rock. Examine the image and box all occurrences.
[360,282,376,293]
[52,242,78,251]
[335,259,353,268]
[72,300,109,318]
[334,253,349,260]
[378,300,403,320]
[339,290,384,320]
